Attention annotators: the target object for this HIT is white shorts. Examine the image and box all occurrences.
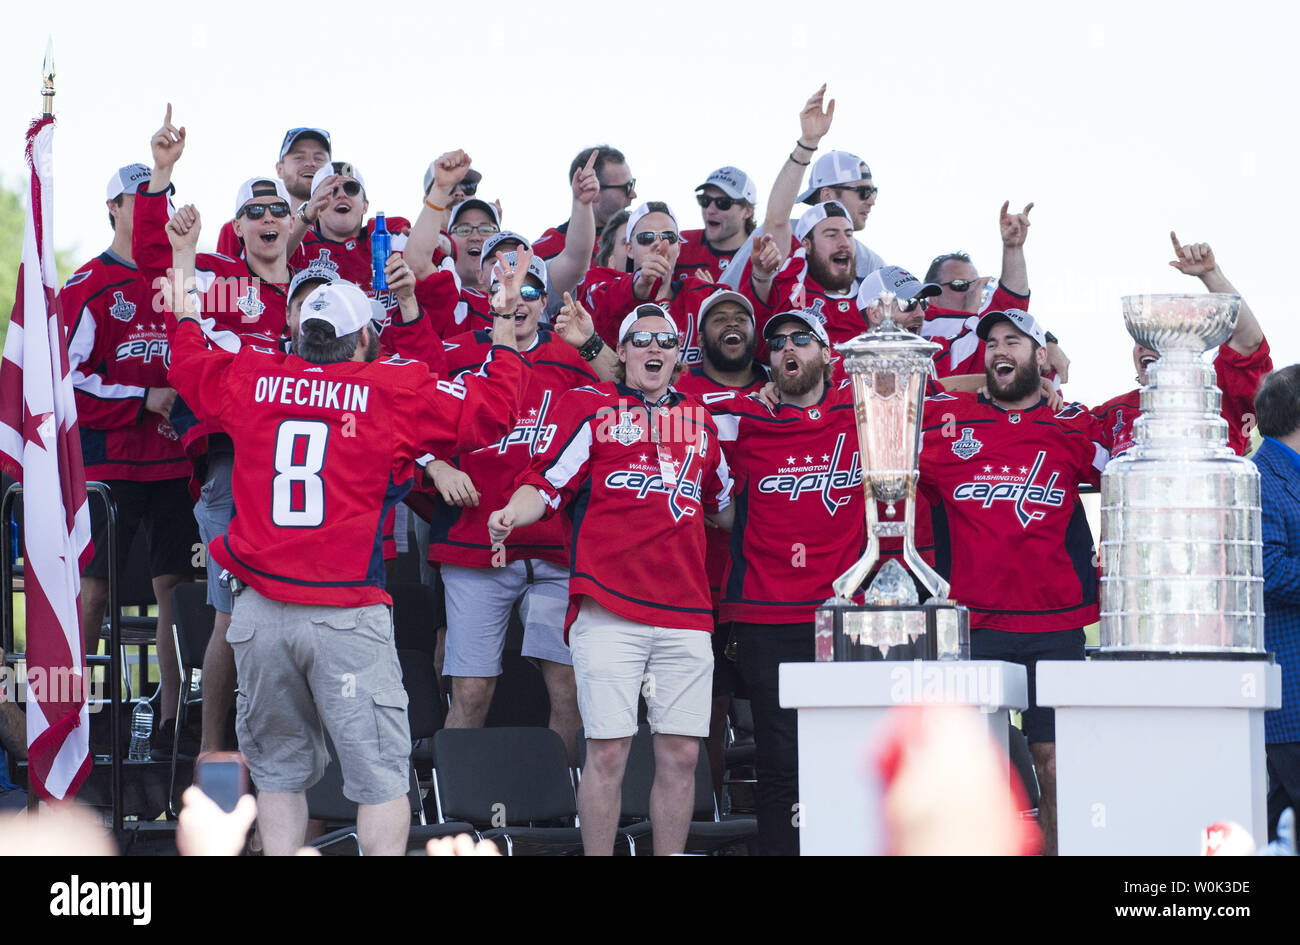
[569,598,713,740]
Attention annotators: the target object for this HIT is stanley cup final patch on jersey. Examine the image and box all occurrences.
[609,411,643,446]
[109,291,137,322]
[950,427,983,460]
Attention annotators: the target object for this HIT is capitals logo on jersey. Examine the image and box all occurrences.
[109,291,136,322]
[496,389,557,455]
[951,449,1066,528]
[756,431,861,515]
[950,428,983,460]
[309,249,340,272]
[237,286,266,320]
[608,410,643,446]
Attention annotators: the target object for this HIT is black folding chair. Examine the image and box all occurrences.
[430,727,586,855]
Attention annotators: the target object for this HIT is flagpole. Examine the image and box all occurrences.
[41,37,54,116]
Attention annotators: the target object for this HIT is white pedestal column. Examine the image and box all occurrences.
[779,660,1028,856]
[1037,659,1281,855]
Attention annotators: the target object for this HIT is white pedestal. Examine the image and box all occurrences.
[779,660,1028,856]
[1037,659,1282,855]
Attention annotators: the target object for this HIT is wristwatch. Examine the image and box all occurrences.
[1044,331,1059,345]
[577,333,605,362]
[296,204,315,227]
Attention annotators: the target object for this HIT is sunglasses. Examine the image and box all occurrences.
[454,179,478,197]
[326,179,362,198]
[833,184,879,201]
[768,331,816,351]
[633,230,680,246]
[238,202,291,220]
[939,279,975,292]
[900,297,930,313]
[696,193,737,211]
[626,331,680,349]
[489,283,545,302]
[450,222,500,237]
[599,179,636,196]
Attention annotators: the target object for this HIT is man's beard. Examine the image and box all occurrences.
[702,331,757,373]
[775,356,824,398]
[807,249,854,295]
[985,357,1040,402]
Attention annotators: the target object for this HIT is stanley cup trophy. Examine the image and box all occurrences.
[814,295,969,662]
[1099,293,1265,656]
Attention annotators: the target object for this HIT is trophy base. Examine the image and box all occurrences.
[815,600,970,662]
[1093,649,1272,662]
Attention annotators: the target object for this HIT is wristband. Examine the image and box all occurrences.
[788,152,810,167]
[577,332,605,362]
[424,197,447,212]
[795,140,817,152]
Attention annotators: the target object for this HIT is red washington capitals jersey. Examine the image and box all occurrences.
[920,282,1030,341]
[63,250,188,482]
[167,319,528,606]
[740,255,864,349]
[533,220,598,264]
[919,393,1109,632]
[426,329,599,568]
[520,383,733,632]
[675,365,769,603]
[582,271,719,367]
[1092,338,1272,459]
[291,216,413,330]
[711,381,866,624]
[673,230,743,285]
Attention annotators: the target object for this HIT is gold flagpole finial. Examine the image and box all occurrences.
[41,36,55,116]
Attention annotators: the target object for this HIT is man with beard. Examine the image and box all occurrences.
[217,127,331,258]
[706,308,863,854]
[744,200,865,346]
[533,145,636,262]
[672,289,767,799]
[918,308,1110,856]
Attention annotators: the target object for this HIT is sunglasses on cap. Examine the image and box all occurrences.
[768,330,817,351]
[632,230,680,246]
[451,222,500,237]
[696,193,737,211]
[489,283,545,302]
[833,184,879,201]
[238,201,291,220]
[599,179,636,196]
[625,331,680,349]
[939,279,975,292]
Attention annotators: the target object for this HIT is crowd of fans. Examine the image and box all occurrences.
[36,82,1293,856]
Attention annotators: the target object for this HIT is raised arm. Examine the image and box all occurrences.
[553,291,619,381]
[146,103,186,196]
[998,200,1033,297]
[763,85,836,251]
[406,151,470,280]
[548,151,600,296]
[1169,231,1263,355]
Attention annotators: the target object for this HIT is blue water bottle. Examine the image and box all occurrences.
[371,213,390,291]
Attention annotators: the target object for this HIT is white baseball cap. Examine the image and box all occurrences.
[488,250,548,291]
[448,198,501,230]
[976,308,1047,348]
[794,200,851,242]
[106,163,154,200]
[299,282,375,337]
[310,161,367,197]
[797,150,872,204]
[696,166,757,204]
[625,202,684,244]
[617,303,677,342]
[763,309,831,347]
[698,288,754,325]
[856,265,941,310]
[233,177,291,217]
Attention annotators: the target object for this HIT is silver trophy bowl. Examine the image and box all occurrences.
[1100,293,1264,656]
